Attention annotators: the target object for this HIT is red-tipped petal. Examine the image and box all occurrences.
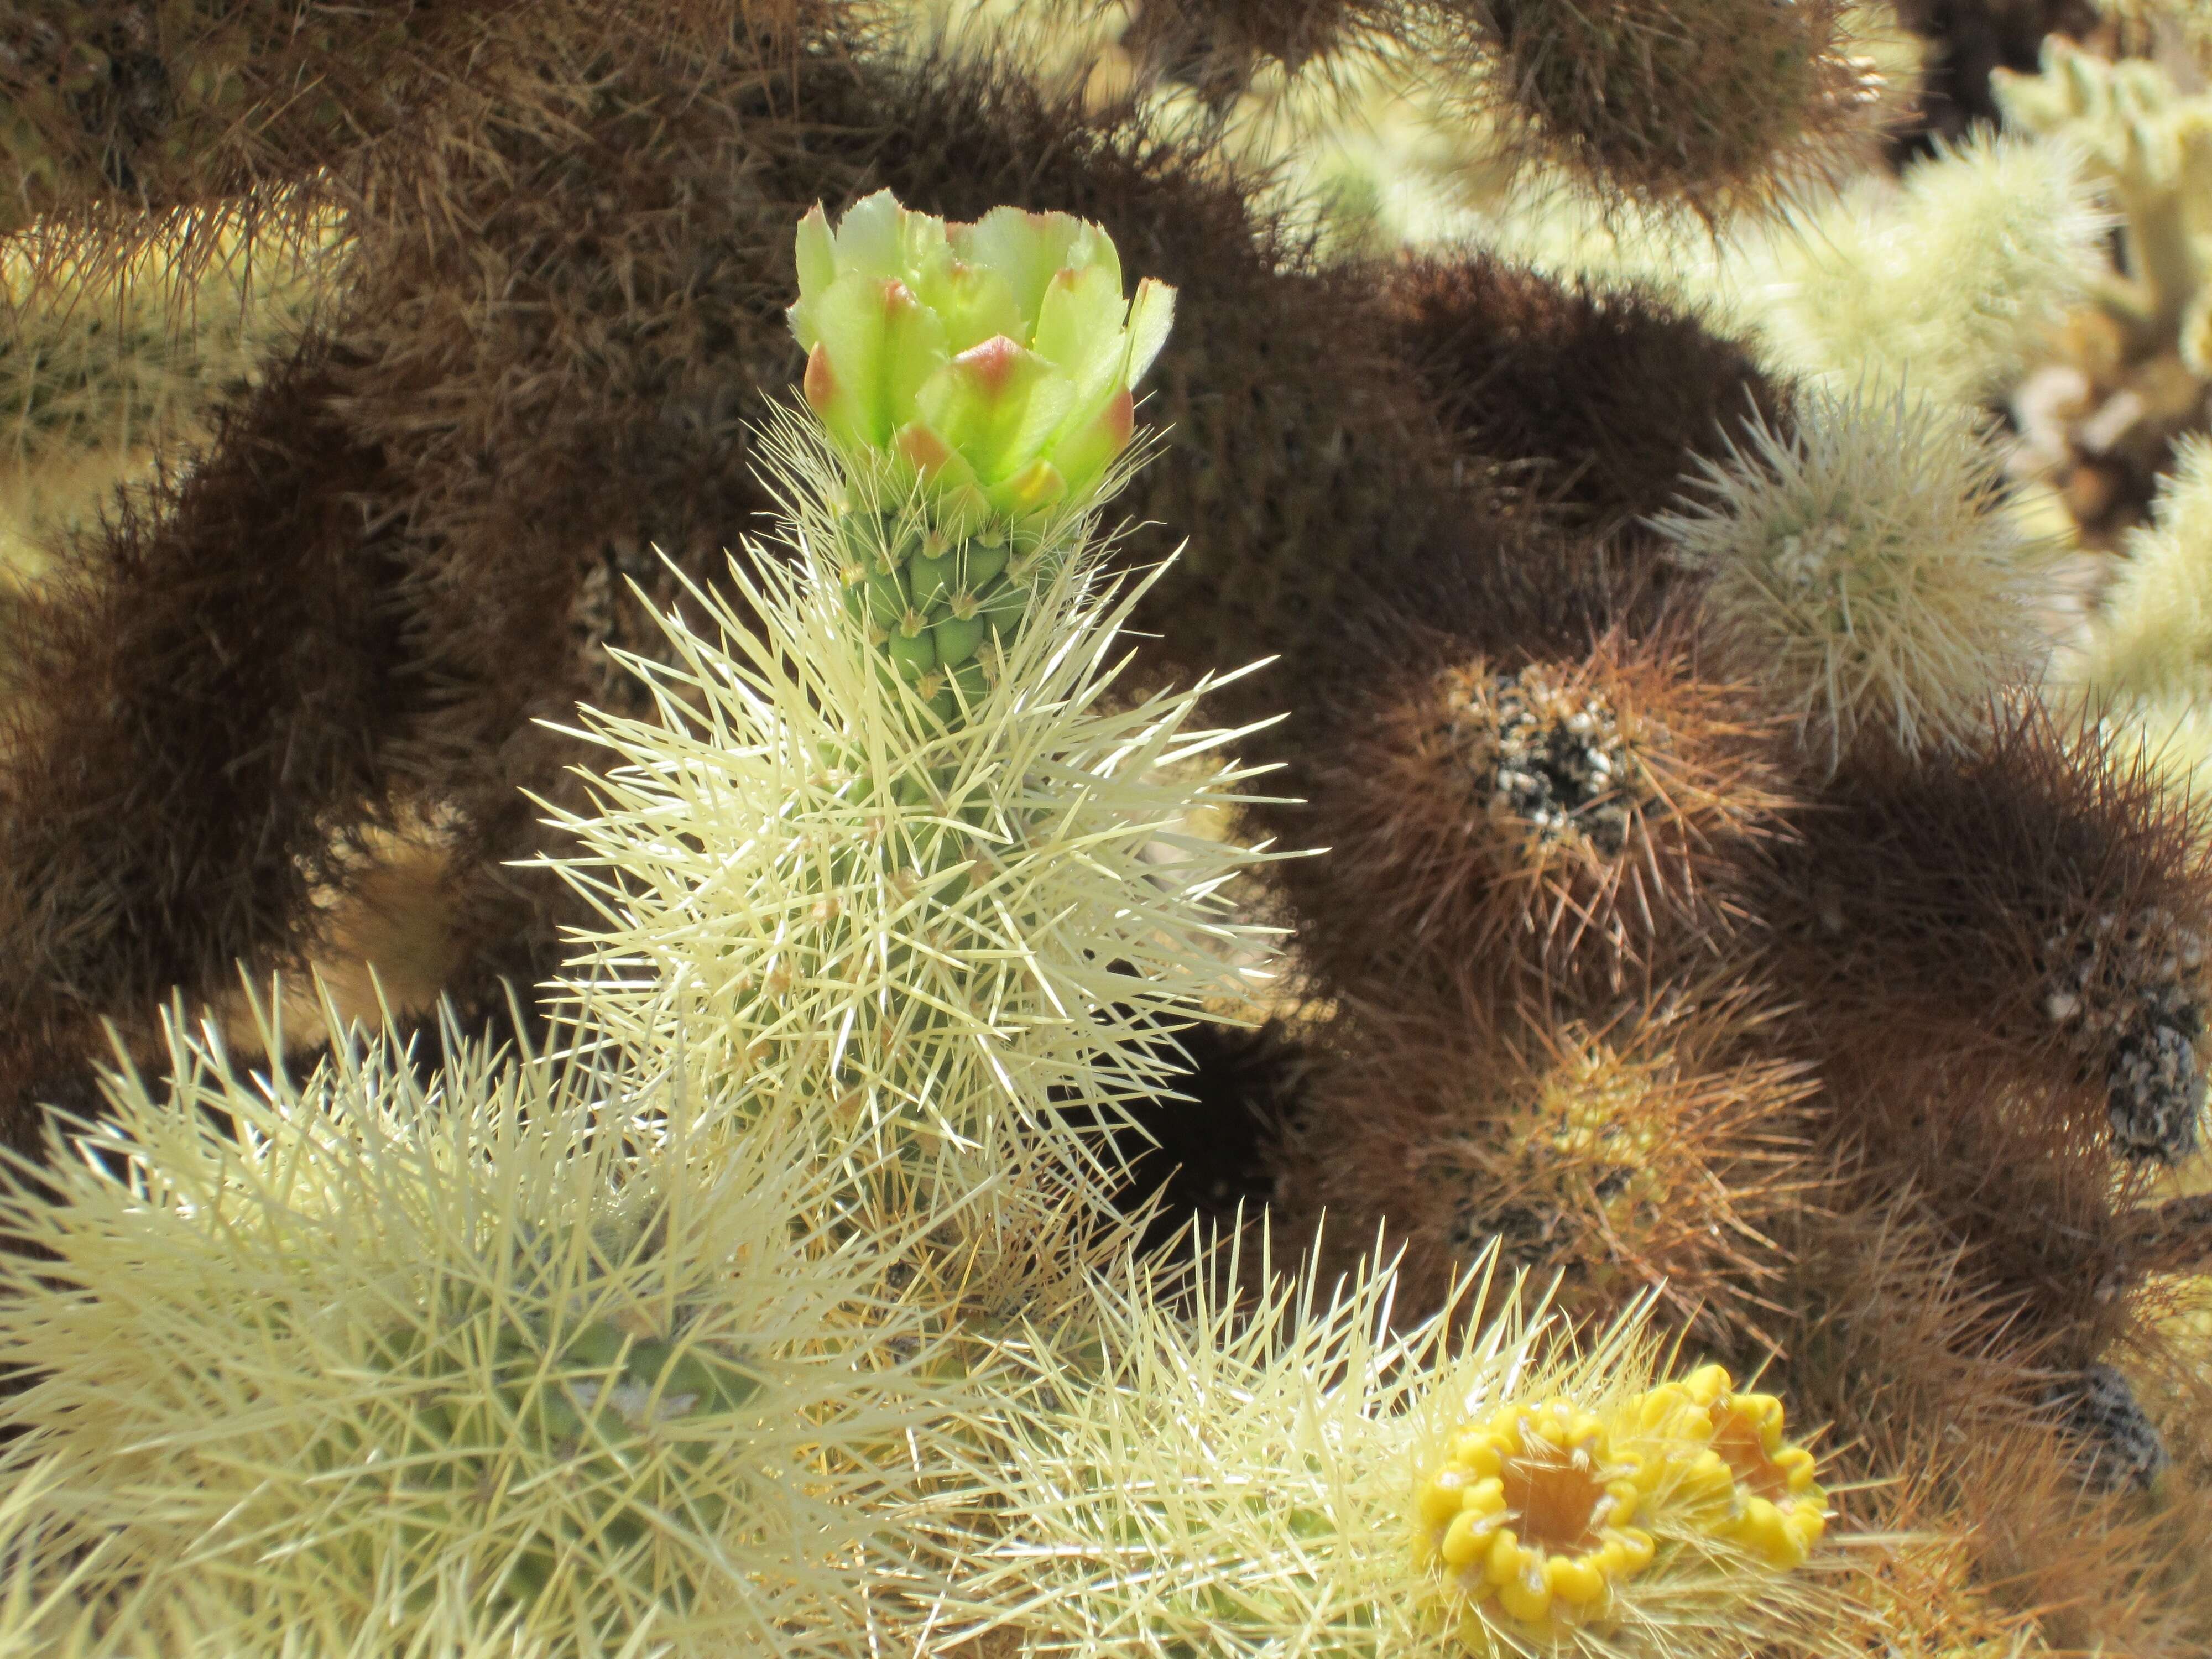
[898,422,957,474]
[1049,385,1136,496]
[804,342,838,415]
[957,335,1026,397]
[1101,386,1134,448]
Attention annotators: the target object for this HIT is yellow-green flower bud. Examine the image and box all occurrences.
[787,189,1176,522]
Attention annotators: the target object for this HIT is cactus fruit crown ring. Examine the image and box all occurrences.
[1420,1398,1655,1638]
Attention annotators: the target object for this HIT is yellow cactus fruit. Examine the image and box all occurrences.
[1617,1364,1830,1571]
[1417,1397,1656,1642]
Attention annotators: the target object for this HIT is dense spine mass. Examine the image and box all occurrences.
[5,4,2212,1653]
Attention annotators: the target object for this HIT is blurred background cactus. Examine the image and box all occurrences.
[13,0,2212,1654]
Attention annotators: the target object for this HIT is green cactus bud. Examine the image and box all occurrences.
[789,189,1174,522]
[974,576,1030,633]
[907,546,959,611]
[959,539,1011,592]
[885,626,936,686]
[944,658,990,714]
[842,566,910,633]
[562,1318,629,1373]
[933,613,988,669]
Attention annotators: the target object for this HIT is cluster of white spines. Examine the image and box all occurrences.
[1740,130,2108,406]
[0,992,983,1656]
[542,191,1278,1223]
[2059,437,2212,811]
[976,1241,1841,1659]
[2069,436,2212,712]
[1653,384,2059,767]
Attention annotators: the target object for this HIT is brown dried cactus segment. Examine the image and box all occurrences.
[1382,252,1792,547]
[1774,1030,2209,1484]
[1813,1490,2051,1659]
[1811,1420,2212,1659]
[0,338,423,1154]
[1460,0,1884,220]
[1755,701,2212,1166]
[0,0,765,246]
[1954,1406,2212,1656]
[1113,0,1408,102]
[1272,979,1821,1355]
[1777,1181,2068,1470]
[1814,1058,2152,1387]
[1280,627,1799,1010]
[2,2,513,228]
[329,30,1521,737]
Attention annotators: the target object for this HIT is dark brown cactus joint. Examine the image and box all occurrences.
[1759,701,2212,1164]
[1284,630,1797,1009]
[1114,0,1405,100]
[0,342,417,1051]
[1467,0,1884,218]
[1384,253,1791,548]
[0,1,763,243]
[1274,984,1820,1353]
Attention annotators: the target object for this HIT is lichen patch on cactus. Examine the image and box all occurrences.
[2039,905,2210,1161]
[2043,1364,2172,1495]
[1442,662,1651,858]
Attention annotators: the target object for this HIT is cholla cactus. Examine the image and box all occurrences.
[0,997,972,1656]
[1458,0,1884,219]
[0,1460,136,1658]
[1992,36,2212,357]
[978,1240,1848,1657]
[1759,700,2212,1166]
[1652,385,2058,769]
[0,1,738,245]
[1382,254,1788,544]
[2098,693,2212,822]
[1280,630,1798,1007]
[2069,434,2212,708]
[2052,440,2212,980]
[1277,989,1821,1351]
[541,192,1280,1215]
[540,467,1280,1214]
[20,9,2212,1655]
[1743,129,2110,408]
[1,200,337,568]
